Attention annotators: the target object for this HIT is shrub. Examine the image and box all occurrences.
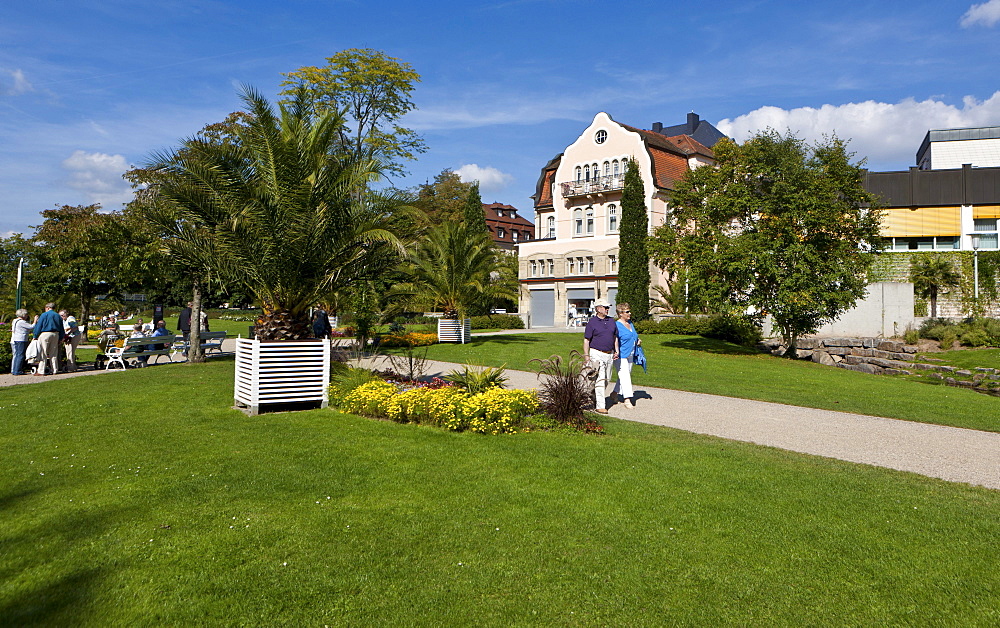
[703,314,762,346]
[469,314,525,330]
[961,329,991,347]
[383,347,431,382]
[463,388,538,434]
[388,320,406,334]
[636,316,708,336]
[329,367,383,402]
[939,329,959,350]
[903,328,920,345]
[528,351,594,427]
[445,364,508,394]
[379,332,437,348]
[386,385,469,428]
[338,380,398,418]
[918,318,954,337]
[0,324,11,373]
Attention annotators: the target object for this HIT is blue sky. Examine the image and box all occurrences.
[3,0,1000,236]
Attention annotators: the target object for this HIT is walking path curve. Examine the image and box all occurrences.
[401,358,1000,491]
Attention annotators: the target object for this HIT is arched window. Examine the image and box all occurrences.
[585,206,594,235]
[603,161,610,177]
[612,160,620,178]
[546,215,555,238]
[584,165,590,182]
[574,208,583,235]
[592,163,599,179]
[575,166,582,182]
[607,204,618,232]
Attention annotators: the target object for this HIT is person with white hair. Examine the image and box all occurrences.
[9,308,33,375]
[60,309,82,372]
[582,298,619,414]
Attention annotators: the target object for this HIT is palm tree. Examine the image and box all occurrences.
[402,221,515,318]
[144,86,406,340]
[910,256,961,318]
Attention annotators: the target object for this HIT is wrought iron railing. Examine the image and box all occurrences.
[559,175,624,197]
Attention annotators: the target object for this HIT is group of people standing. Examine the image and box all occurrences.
[9,303,83,376]
[582,299,647,414]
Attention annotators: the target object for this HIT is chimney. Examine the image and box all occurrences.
[687,112,699,134]
[652,122,663,134]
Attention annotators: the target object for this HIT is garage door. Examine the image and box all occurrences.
[607,287,618,308]
[530,289,555,327]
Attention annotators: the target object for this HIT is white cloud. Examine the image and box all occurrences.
[717,92,1000,169]
[455,163,515,194]
[1,68,34,95]
[61,150,134,208]
[961,0,1000,27]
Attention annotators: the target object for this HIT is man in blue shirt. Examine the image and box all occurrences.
[33,302,65,375]
[583,298,619,414]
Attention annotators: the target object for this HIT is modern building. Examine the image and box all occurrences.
[517,112,725,327]
[483,202,534,251]
[916,126,1000,170]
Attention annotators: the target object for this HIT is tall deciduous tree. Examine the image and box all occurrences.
[411,169,474,226]
[910,256,960,318]
[653,131,883,353]
[280,48,425,176]
[142,86,407,341]
[617,158,650,321]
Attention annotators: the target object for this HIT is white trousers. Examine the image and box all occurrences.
[589,349,614,410]
[615,356,634,399]
[37,331,60,375]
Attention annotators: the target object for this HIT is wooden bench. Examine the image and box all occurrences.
[170,331,229,361]
[104,335,177,370]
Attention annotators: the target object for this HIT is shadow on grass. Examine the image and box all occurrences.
[654,336,761,356]
[0,567,104,627]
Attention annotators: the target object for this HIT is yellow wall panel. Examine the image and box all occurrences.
[881,207,961,237]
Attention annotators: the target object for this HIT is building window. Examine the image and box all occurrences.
[575,166,582,182]
[529,260,537,277]
[585,207,594,235]
[574,208,583,235]
[497,227,505,239]
[496,208,504,217]
[512,230,518,243]
[587,257,594,274]
[568,258,576,274]
[546,216,555,238]
[609,254,617,273]
[603,161,610,177]
[889,236,961,251]
[973,219,999,249]
[612,160,619,178]
[584,165,590,182]
[608,204,618,232]
[595,130,607,144]
[548,259,554,275]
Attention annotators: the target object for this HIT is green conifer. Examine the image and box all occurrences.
[617,158,650,320]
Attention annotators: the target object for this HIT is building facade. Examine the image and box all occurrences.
[483,202,535,251]
[916,126,1000,170]
[517,112,723,327]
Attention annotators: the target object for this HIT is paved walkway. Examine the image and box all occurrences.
[6,342,998,491]
[362,356,1000,491]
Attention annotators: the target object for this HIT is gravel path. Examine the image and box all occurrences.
[385,357,1000,491]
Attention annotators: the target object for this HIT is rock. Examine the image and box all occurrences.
[840,363,882,375]
[883,368,912,375]
[825,346,853,356]
[877,340,905,352]
[862,338,879,348]
[795,338,819,349]
[795,349,814,359]
[974,367,997,373]
[844,355,865,365]
[902,345,919,354]
[910,362,939,371]
[824,337,864,347]
[873,349,915,361]
[852,348,875,358]
[811,350,837,366]
[868,357,918,370]
[832,354,844,363]
[929,372,944,380]
[760,338,782,349]
[938,365,957,373]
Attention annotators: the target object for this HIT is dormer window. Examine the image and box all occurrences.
[497,227,505,239]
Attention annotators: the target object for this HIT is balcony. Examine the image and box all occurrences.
[560,175,623,198]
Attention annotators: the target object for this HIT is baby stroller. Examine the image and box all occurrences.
[25,338,42,374]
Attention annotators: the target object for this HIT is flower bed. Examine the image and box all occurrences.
[379,332,437,348]
[337,379,538,434]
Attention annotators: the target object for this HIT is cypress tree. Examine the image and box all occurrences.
[462,182,488,235]
[617,158,650,320]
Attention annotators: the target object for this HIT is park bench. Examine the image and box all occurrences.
[170,331,229,361]
[104,334,177,370]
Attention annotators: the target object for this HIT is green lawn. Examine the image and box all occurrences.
[919,346,1000,371]
[2,359,998,625]
[419,333,1000,433]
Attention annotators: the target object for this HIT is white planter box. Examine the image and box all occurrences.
[437,318,471,343]
[234,338,330,415]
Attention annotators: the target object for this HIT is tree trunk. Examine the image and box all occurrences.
[930,287,938,318]
[189,279,206,363]
[80,293,92,339]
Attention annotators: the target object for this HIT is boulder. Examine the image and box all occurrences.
[795,338,820,349]
[824,337,860,347]
[877,340,905,353]
[902,345,919,354]
[883,368,912,375]
[795,349,814,359]
[811,350,837,366]
[840,363,882,375]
